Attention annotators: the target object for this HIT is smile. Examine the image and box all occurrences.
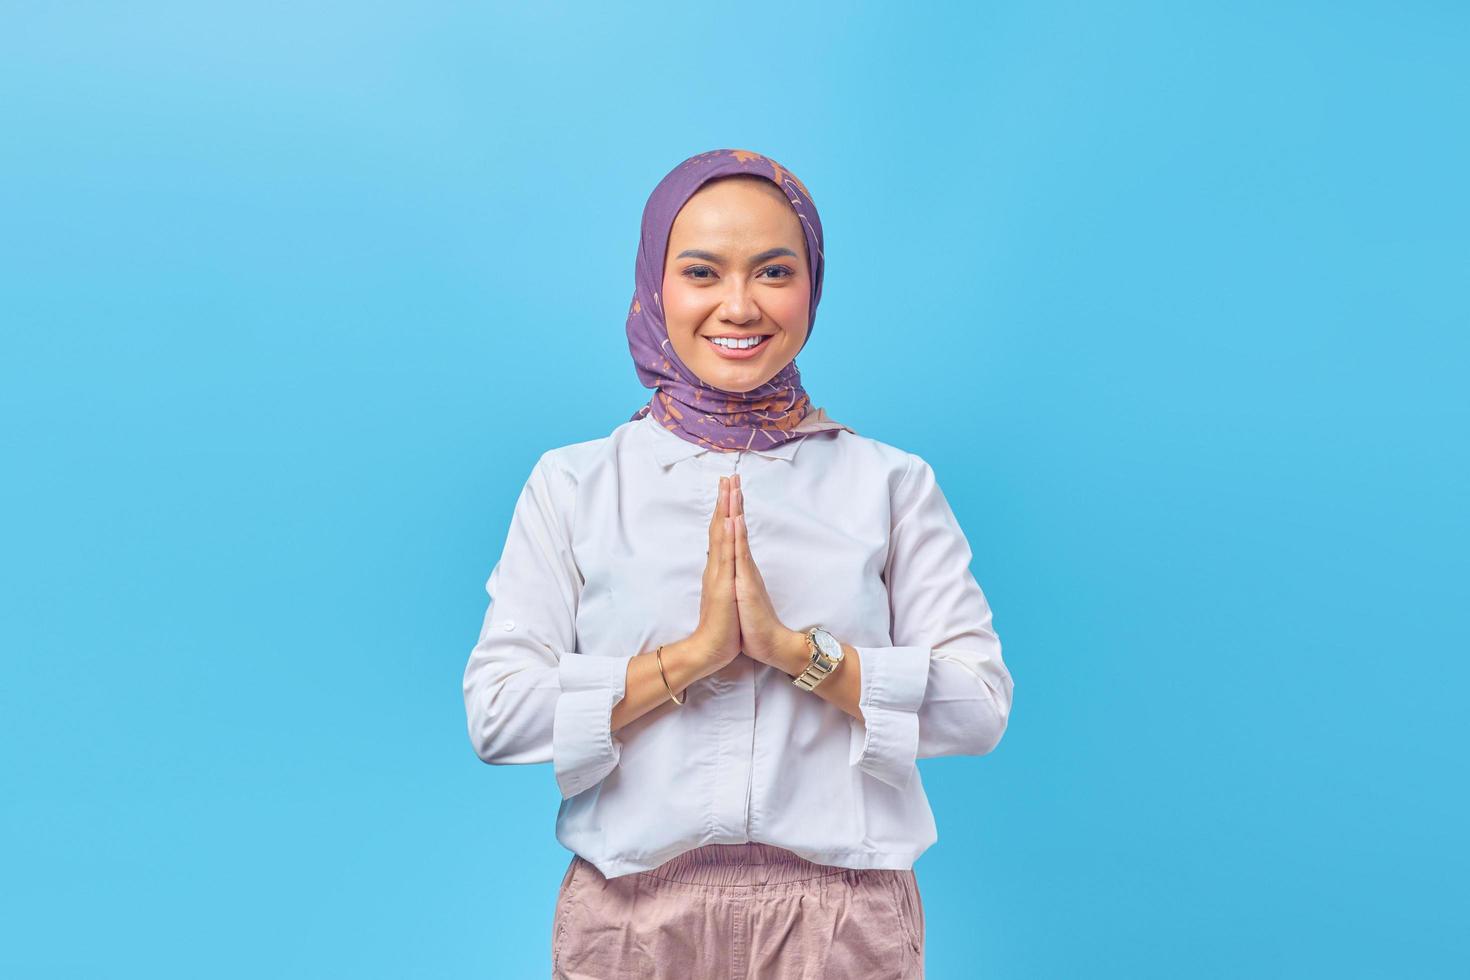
[705,335,773,360]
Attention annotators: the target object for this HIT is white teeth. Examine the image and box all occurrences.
[710,336,766,350]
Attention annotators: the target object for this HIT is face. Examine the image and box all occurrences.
[661,176,811,394]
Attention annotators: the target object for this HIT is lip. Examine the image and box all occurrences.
[704,335,773,360]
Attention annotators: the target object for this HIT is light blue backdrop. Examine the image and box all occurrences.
[3,2,1464,977]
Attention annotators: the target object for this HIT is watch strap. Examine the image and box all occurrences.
[793,627,839,691]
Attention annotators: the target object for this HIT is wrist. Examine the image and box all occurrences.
[661,636,713,689]
[780,628,812,678]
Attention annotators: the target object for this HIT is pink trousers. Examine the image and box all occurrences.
[551,841,925,979]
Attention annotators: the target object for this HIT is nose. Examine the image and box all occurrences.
[717,278,761,325]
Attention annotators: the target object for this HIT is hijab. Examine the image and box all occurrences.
[626,148,852,452]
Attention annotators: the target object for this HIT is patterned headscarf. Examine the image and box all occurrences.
[627,148,848,452]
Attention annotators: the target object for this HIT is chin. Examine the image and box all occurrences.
[701,366,773,393]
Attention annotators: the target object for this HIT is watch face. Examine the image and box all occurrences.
[814,630,842,662]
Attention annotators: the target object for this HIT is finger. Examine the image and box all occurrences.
[734,513,769,597]
[735,512,750,566]
[705,479,729,577]
[721,514,735,582]
[708,476,728,544]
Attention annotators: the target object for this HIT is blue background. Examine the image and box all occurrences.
[3,1,1465,976]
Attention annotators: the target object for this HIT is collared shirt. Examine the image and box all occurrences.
[462,411,1015,880]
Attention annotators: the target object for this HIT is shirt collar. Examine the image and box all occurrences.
[641,412,807,467]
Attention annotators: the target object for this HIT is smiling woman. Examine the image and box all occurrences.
[463,148,1013,979]
[662,176,811,388]
[623,149,840,454]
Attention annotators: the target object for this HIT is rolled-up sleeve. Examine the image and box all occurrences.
[461,454,635,800]
[849,453,1015,790]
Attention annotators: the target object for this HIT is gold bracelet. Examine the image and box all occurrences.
[655,644,686,705]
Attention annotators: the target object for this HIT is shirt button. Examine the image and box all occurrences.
[502,620,516,631]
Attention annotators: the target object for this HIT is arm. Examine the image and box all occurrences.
[461,454,715,799]
[772,632,866,724]
[783,453,1015,791]
[610,638,711,732]
[461,454,625,800]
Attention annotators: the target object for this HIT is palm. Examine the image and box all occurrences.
[728,475,791,668]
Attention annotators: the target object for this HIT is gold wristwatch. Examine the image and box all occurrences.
[792,626,845,691]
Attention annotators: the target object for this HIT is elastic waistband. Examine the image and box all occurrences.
[640,842,851,886]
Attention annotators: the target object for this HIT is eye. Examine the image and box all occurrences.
[681,265,716,280]
[759,265,795,280]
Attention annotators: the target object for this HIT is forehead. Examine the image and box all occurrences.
[667,178,803,246]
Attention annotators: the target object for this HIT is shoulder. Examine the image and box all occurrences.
[820,427,929,496]
[818,428,955,532]
[531,417,643,489]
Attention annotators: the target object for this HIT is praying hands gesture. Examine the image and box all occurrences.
[620,472,862,727]
[688,474,807,678]
[727,474,804,668]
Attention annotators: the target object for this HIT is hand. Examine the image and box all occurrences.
[688,475,742,674]
[728,474,804,672]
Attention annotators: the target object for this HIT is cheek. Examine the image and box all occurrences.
[661,281,707,333]
[768,291,811,340]
[661,284,708,365]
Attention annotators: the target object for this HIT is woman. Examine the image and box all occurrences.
[462,148,1015,979]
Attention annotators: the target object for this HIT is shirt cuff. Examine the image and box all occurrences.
[553,653,634,799]
[847,645,931,790]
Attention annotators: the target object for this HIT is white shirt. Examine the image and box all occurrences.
[462,410,1015,880]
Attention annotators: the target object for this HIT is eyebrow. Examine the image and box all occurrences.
[674,247,798,265]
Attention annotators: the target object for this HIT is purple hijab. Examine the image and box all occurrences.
[627,148,846,453]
